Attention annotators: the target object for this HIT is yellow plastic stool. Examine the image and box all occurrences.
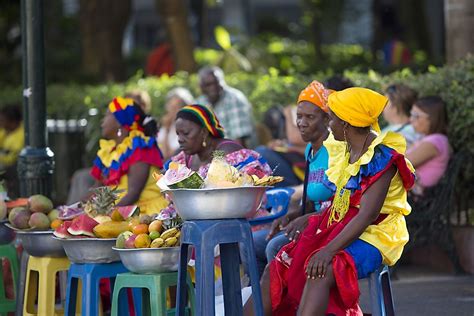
[23,256,70,316]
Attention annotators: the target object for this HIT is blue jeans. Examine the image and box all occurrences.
[252,229,290,277]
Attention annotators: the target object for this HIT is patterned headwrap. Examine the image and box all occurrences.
[328,87,388,133]
[176,104,225,138]
[297,80,334,113]
[108,97,143,131]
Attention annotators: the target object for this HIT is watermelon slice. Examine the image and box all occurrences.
[6,198,29,210]
[116,205,139,219]
[168,172,204,189]
[67,214,99,237]
[54,220,73,238]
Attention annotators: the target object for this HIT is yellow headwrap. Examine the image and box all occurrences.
[327,87,388,133]
[326,87,388,225]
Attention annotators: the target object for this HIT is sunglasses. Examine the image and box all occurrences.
[410,111,428,120]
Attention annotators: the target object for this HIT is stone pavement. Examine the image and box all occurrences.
[358,264,474,316]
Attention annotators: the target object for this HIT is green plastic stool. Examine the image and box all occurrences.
[111,271,195,316]
[0,244,19,315]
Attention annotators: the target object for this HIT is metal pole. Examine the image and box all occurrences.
[18,0,54,197]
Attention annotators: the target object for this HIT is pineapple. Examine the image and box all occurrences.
[84,186,121,218]
[206,150,240,187]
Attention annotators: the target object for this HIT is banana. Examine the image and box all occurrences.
[164,236,178,247]
[174,230,181,239]
[160,227,179,240]
[150,238,165,248]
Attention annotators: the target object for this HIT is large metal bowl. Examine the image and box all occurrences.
[0,220,15,245]
[54,237,119,263]
[6,224,66,257]
[164,186,267,220]
[113,247,180,274]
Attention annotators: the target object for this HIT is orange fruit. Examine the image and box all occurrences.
[134,233,151,248]
[148,220,163,233]
[50,219,63,230]
[132,223,149,235]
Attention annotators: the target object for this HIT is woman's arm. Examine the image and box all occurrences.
[306,165,396,278]
[116,162,150,206]
[406,141,439,168]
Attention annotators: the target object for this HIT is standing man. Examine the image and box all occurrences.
[196,66,256,148]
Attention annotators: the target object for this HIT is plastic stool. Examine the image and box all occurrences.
[23,256,70,316]
[0,244,19,314]
[176,219,263,316]
[65,262,129,316]
[368,265,395,316]
[111,271,194,316]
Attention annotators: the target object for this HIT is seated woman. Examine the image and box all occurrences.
[406,96,450,195]
[91,97,168,214]
[158,87,194,160]
[0,105,24,198]
[252,80,337,276]
[383,84,420,147]
[244,87,415,315]
[168,104,272,179]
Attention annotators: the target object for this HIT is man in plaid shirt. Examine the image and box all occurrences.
[196,66,256,148]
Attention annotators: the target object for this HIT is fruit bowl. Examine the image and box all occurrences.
[164,186,267,220]
[53,237,119,263]
[113,247,180,274]
[6,224,65,257]
[0,220,15,245]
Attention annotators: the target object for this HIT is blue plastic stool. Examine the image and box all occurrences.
[249,187,295,226]
[367,265,395,316]
[65,262,133,316]
[176,219,264,316]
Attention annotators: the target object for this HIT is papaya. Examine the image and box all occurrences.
[93,221,131,238]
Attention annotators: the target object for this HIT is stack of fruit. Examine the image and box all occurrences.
[115,218,181,249]
[54,187,141,239]
[6,195,61,231]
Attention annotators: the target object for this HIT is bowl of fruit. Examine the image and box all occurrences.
[113,214,182,274]
[5,195,66,256]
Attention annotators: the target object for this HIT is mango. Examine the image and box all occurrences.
[28,195,53,213]
[11,209,31,229]
[8,207,26,224]
[149,231,161,240]
[134,233,151,248]
[148,220,163,233]
[28,212,50,230]
[48,209,59,222]
[116,231,133,248]
[125,234,137,249]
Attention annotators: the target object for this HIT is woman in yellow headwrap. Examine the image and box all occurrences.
[244,88,415,316]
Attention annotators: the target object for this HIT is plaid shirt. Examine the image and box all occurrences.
[197,86,255,143]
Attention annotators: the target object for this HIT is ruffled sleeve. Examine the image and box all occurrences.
[91,130,163,185]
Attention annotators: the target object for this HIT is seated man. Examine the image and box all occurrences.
[196,66,257,148]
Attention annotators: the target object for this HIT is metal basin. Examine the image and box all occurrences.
[164,186,267,220]
[7,225,66,257]
[113,247,180,274]
[0,220,15,245]
[54,237,119,263]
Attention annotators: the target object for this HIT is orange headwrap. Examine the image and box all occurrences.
[297,80,334,113]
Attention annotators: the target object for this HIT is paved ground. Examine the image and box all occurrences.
[358,264,474,316]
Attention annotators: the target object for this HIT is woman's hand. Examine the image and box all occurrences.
[284,213,312,241]
[266,215,290,241]
[305,247,335,279]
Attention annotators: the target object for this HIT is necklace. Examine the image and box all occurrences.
[349,131,372,164]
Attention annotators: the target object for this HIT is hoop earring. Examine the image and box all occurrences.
[117,128,122,137]
[343,125,350,153]
[202,137,207,148]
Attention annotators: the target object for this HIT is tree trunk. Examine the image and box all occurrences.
[156,0,196,73]
[445,0,474,64]
[79,0,131,81]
